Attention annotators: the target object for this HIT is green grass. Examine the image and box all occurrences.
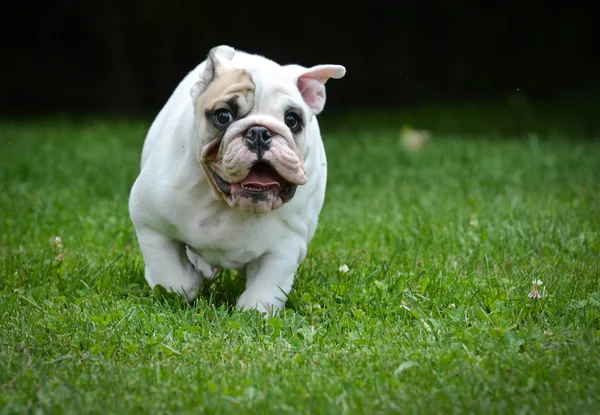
[1,108,599,414]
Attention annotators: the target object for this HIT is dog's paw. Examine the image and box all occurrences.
[237,290,283,316]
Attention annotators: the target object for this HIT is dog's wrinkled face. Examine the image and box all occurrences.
[191,46,345,214]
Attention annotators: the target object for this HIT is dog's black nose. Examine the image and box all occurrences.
[244,126,273,154]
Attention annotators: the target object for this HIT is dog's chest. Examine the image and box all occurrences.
[182,209,285,269]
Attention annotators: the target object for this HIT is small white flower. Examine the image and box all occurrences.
[51,236,63,249]
[338,264,349,273]
[448,303,456,310]
[529,279,544,299]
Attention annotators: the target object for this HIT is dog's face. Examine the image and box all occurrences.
[191,46,345,214]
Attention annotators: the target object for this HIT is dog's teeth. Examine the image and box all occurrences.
[241,184,268,191]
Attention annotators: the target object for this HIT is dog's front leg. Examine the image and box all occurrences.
[135,227,203,302]
[237,240,307,314]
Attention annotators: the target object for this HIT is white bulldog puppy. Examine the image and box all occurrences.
[129,45,345,313]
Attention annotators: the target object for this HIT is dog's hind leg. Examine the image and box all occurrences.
[185,246,219,280]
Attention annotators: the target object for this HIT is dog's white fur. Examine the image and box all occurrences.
[129,46,345,313]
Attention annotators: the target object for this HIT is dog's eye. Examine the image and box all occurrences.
[213,109,233,127]
[284,112,301,130]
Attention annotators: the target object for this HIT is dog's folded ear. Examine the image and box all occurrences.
[191,45,236,98]
[289,64,346,115]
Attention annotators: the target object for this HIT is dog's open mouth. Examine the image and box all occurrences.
[211,162,298,205]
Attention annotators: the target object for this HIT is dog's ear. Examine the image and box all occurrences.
[290,64,346,115]
[191,45,236,98]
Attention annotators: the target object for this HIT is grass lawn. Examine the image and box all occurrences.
[1,106,599,414]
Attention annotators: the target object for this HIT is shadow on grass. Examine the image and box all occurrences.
[147,269,248,313]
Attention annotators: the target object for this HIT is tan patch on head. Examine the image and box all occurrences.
[195,66,256,202]
[194,67,255,116]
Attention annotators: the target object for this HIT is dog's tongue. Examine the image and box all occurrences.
[241,168,280,188]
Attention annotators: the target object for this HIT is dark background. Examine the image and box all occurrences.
[1,1,598,117]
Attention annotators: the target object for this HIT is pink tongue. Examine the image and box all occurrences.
[241,169,280,188]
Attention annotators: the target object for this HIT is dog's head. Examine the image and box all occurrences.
[191,45,345,214]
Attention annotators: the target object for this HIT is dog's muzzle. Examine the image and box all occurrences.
[203,123,306,214]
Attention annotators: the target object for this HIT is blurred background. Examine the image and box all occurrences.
[1,1,598,128]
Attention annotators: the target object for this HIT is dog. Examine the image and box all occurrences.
[129,45,345,313]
